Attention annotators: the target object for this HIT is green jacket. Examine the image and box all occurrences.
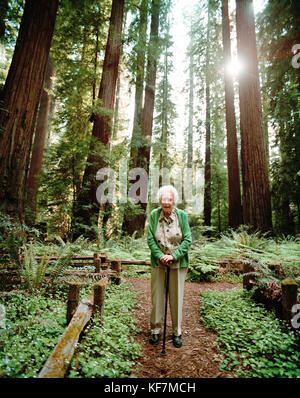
[147,206,192,268]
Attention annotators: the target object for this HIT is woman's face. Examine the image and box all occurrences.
[160,191,175,214]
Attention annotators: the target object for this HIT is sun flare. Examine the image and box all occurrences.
[225,58,244,76]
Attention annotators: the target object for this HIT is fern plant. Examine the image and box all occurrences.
[22,244,49,292]
[48,243,77,284]
[221,226,269,252]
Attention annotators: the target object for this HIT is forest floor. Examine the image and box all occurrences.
[126,276,242,378]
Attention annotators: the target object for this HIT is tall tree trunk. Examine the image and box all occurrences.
[159,37,169,176]
[187,48,194,170]
[26,58,55,226]
[128,0,149,169]
[260,59,270,168]
[112,74,121,142]
[138,0,160,169]
[0,0,58,222]
[103,11,128,241]
[122,0,160,237]
[204,2,212,226]
[222,0,243,228]
[92,23,100,108]
[72,0,125,240]
[236,0,272,232]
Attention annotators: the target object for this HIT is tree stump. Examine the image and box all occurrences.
[281,278,298,322]
[66,282,80,325]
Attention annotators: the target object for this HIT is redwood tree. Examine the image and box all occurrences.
[236,0,272,231]
[187,26,194,170]
[0,0,59,221]
[122,0,161,237]
[139,0,161,171]
[26,58,55,226]
[128,0,149,169]
[72,0,125,240]
[203,1,212,226]
[222,0,243,228]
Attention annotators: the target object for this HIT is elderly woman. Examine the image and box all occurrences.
[147,185,192,348]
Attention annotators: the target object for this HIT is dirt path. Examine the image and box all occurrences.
[125,277,242,378]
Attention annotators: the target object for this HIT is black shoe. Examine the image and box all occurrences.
[172,334,182,348]
[150,334,159,345]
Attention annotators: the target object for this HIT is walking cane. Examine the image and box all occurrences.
[161,265,170,355]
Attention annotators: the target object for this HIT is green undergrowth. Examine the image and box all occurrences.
[0,281,141,378]
[0,291,67,377]
[188,229,300,282]
[67,281,141,378]
[200,288,300,378]
[101,235,150,262]
[209,271,243,284]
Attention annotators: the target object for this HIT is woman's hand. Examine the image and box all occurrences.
[160,254,174,265]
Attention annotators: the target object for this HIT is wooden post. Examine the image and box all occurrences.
[94,253,101,273]
[66,282,80,325]
[281,278,298,321]
[99,253,107,269]
[95,258,101,273]
[100,253,107,264]
[93,279,107,319]
[111,260,121,285]
[243,262,256,290]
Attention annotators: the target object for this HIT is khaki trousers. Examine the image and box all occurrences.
[150,266,188,336]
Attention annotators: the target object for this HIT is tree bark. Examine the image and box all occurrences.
[26,58,55,226]
[236,0,272,232]
[204,2,212,227]
[159,33,170,175]
[128,0,149,169]
[122,0,160,237]
[187,43,194,170]
[0,0,59,222]
[72,0,125,240]
[222,0,243,228]
[138,0,160,171]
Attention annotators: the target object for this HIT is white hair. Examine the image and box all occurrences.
[156,185,178,204]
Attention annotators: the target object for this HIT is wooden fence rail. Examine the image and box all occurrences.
[38,279,107,378]
[37,254,148,378]
[30,254,151,267]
